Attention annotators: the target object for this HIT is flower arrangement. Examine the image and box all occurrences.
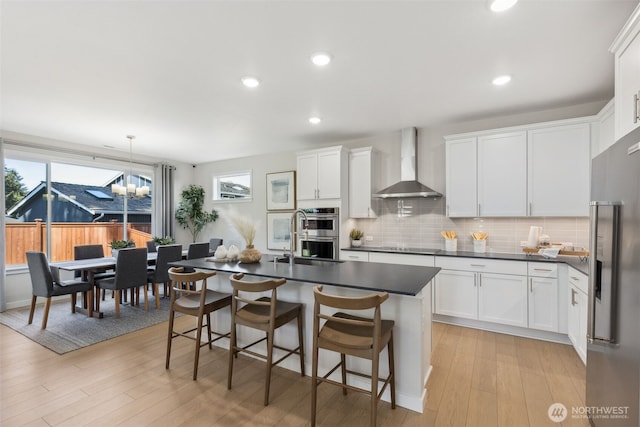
[109,239,135,249]
[230,214,257,247]
[152,236,175,245]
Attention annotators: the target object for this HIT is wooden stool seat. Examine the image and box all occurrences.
[311,285,396,427]
[227,273,305,406]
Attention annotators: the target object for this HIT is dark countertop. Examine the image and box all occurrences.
[342,246,590,275]
[170,256,441,297]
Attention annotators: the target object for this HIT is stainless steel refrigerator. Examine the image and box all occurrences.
[588,125,640,426]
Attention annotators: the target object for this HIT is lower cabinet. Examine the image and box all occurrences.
[434,270,477,319]
[567,268,588,364]
[478,273,528,327]
[528,276,559,332]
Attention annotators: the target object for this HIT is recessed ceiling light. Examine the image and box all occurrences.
[311,52,332,67]
[488,0,518,12]
[241,76,260,88]
[309,117,321,125]
[492,75,512,86]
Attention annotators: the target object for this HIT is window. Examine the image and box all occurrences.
[4,155,154,266]
[212,170,252,201]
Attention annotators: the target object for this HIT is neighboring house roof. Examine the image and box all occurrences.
[6,181,152,218]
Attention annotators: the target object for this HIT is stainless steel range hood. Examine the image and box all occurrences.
[374,127,442,199]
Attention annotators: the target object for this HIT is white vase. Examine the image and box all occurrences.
[214,245,228,259]
[351,239,362,248]
[227,244,240,260]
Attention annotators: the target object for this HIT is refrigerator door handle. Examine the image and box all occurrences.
[588,201,621,344]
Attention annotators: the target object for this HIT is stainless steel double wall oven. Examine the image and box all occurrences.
[298,208,339,260]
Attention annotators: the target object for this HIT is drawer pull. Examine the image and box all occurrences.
[533,268,554,272]
[470,264,486,267]
[570,276,580,281]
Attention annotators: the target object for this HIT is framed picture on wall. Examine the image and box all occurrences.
[267,212,293,251]
[266,171,296,211]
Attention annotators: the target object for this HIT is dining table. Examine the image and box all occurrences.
[50,250,188,318]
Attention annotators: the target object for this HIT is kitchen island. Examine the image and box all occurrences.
[171,256,440,413]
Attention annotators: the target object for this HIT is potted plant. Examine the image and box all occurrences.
[350,228,364,248]
[109,239,135,257]
[175,184,218,243]
[152,236,175,246]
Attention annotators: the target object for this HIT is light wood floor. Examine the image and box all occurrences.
[0,316,589,426]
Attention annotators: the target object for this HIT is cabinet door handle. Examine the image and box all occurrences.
[446,205,450,216]
[635,92,640,124]
[529,278,533,293]
[474,274,477,287]
[571,288,577,306]
[528,202,532,216]
[478,203,481,216]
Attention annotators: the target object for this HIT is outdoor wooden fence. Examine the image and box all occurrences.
[5,220,152,265]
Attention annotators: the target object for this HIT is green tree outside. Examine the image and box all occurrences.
[4,166,28,214]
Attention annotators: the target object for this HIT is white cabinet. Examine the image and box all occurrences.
[369,252,434,266]
[567,267,588,364]
[477,131,528,217]
[611,4,640,140]
[349,147,375,218]
[434,257,528,328]
[445,137,477,217]
[527,124,591,216]
[445,118,593,218]
[434,269,478,319]
[478,273,528,327]
[527,263,559,332]
[596,99,616,156]
[339,250,369,262]
[296,146,347,201]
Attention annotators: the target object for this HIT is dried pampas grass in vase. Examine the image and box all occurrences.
[229,213,261,263]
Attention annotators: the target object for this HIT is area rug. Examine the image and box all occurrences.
[0,294,172,354]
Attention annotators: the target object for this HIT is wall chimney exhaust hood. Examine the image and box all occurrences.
[374,127,442,199]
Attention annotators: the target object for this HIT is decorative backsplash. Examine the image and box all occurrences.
[350,198,589,254]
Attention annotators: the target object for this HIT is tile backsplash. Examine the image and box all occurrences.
[351,198,589,254]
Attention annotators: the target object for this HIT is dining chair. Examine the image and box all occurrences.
[209,238,223,252]
[187,242,211,260]
[227,273,305,406]
[74,244,115,302]
[147,244,183,308]
[166,267,231,380]
[310,285,396,427]
[26,251,94,329]
[95,248,149,318]
[146,240,157,253]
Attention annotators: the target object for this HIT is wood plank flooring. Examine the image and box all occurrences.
[0,316,589,426]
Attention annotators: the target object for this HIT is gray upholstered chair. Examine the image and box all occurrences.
[26,251,94,329]
[166,267,231,380]
[146,240,157,253]
[147,244,183,308]
[95,248,148,317]
[187,242,210,260]
[227,273,305,405]
[209,238,223,252]
[73,244,115,304]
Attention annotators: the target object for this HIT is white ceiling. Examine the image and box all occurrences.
[1,0,637,164]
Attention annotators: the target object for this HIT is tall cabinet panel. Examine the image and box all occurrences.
[477,131,527,217]
[445,137,477,217]
[349,147,375,218]
[611,4,640,140]
[527,123,591,216]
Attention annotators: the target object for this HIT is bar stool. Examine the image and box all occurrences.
[227,273,305,406]
[310,285,396,427]
[166,267,231,380]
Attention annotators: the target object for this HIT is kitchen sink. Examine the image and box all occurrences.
[274,256,344,266]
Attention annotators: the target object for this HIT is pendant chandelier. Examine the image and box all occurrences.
[111,135,150,198]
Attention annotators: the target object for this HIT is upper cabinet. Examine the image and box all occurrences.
[611,4,640,140]
[445,117,593,218]
[477,131,527,217]
[349,147,376,218]
[296,146,347,201]
[528,123,591,216]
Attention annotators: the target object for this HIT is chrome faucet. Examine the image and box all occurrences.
[290,209,309,265]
